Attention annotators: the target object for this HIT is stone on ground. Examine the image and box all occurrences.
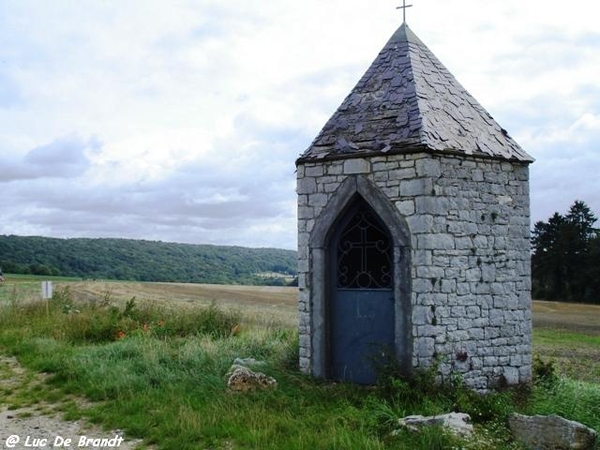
[508,413,597,450]
[396,412,473,438]
[226,365,277,392]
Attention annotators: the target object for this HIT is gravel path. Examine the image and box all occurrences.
[0,356,144,450]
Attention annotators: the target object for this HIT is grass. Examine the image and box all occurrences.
[0,273,82,307]
[0,280,599,449]
[533,329,600,383]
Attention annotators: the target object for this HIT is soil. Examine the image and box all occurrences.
[0,356,144,450]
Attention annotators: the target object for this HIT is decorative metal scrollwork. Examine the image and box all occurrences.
[337,208,392,289]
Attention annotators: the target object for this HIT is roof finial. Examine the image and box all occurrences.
[396,0,413,24]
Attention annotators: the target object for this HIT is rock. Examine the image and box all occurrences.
[233,357,266,367]
[509,413,597,450]
[396,412,473,438]
[226,365,277,392]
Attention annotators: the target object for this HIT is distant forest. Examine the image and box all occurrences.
[0,235,297,286]
[532,200,600,303]
[3,199,599,300]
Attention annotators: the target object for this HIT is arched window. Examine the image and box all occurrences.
[335,201,393,290]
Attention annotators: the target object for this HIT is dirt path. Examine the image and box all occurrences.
[0,356,144,450]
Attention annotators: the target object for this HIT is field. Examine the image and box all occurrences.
[37,278,600,381]
[1,275,599,449]
[532,300,600,383]
[66,280,298,328]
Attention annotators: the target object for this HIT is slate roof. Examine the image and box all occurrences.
[297,23,534,164]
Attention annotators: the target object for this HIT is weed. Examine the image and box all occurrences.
[122,297,137,318]
[533,355,558,386]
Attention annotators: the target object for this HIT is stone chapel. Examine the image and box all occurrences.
[296,22,534,391]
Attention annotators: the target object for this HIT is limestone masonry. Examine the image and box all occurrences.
[297,153,532,390]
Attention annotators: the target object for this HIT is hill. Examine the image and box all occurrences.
[0,235,297,285]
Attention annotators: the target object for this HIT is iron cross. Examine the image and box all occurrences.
[396,0,413,23]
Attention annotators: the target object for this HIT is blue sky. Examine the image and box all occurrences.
[1,0,599,250]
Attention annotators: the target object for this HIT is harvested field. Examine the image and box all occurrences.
[533,300,600,335]
[532,301,600,383]
[64,280,299,328]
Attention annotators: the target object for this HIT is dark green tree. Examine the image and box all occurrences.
[531,200,599,303]
[532,213,567,300]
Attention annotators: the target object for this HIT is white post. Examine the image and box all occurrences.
[42,281,53,300]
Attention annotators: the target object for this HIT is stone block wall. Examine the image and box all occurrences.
[297,152,532,391]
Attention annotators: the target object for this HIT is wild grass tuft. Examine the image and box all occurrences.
[527,358,600,431]
[0,287,241,346]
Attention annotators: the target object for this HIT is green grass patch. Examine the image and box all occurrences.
[535,328,600,347]
[533,328,600,383]
[1,288,599,449]
[0,273,82,282]
[0,274,81,305]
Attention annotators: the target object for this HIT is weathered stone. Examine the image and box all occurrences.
[415,196,450,215]
[305,165,324,177]
[308,193,328,207]
[417,234,455,250]
[509,413,597,450]
[400,178,433,196]
[415,337,435,357]
[390,167,417,180]
[501,366,519,385]
[396,413,473,438]
[226,365,277,392]
[415,158,442,178]
[407,215,434,234]
[297,177,317,194]
[395,199,415,215]
[343,158,370,174]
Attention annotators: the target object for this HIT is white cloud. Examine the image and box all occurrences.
[0,0,599,248]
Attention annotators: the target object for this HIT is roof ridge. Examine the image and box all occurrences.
[399,24,430,151]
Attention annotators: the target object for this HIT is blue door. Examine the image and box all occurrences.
[330,200,394,384]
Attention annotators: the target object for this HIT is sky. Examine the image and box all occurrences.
[1,0,599,250]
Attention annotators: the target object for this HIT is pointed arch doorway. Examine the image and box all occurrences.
[329,197,395,384]
[307,176,412,384]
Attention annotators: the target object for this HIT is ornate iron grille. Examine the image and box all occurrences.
[337,208,392,289]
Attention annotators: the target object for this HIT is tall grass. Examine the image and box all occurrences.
[1,287,599,449]
[531,378,600,429]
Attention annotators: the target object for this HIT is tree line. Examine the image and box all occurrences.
[0,235,297,286]
[2,200,598,300]
[531,200,600,303]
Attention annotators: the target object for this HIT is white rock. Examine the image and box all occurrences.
[396,412,473,438]
[226,365,277,392]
